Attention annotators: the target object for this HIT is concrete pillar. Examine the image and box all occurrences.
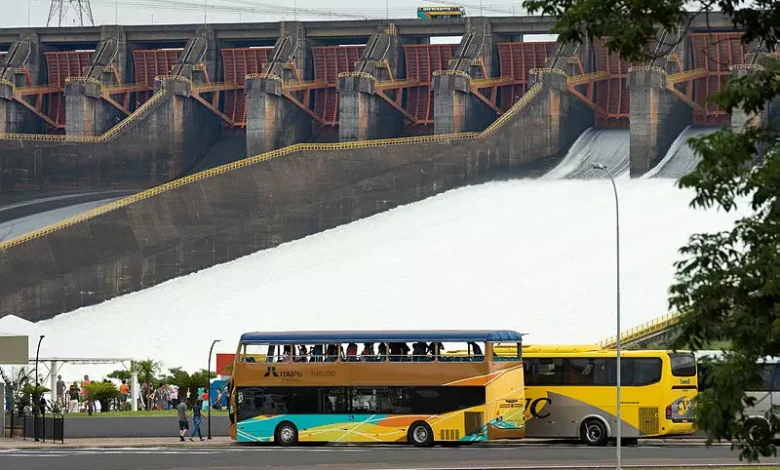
[338,74,402,142]
[628,66,692,177]
[87,26,128,86]
[277,22,309,81]
[0,81,24,134]
[730,65,766,133]
[65,78,121,137]
[433,71,495,135]
[433,72,471,135]
[49,361,57,405]
[245,75,313,156]
[246,75,284,156]
[131,365,139,412]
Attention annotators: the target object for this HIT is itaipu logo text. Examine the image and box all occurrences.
[264,367,303,379]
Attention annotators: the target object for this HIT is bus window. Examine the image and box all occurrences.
[526,358,565,386]
[669,353,696,377]
[773,364,780,391]
[626,358,662,386]
[757,364,775,391]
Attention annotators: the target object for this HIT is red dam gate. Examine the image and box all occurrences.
[132,49,182,105]
[312,45,364,126]
[497,42,556,110]
[221,47,272,126]
[402,44,457,131]
[593,39,630,128]
[689,33,748,126]
[44,50,93,128]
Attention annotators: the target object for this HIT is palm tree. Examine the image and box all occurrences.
[133,359,161,385]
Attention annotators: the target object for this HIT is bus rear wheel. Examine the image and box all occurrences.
[274,422,299,446]
[408,422,434,447]
[581,419,608,446]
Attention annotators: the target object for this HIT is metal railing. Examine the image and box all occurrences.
[566,70,608,85]
[245,73,282,82]
[21,412,64,444]
[626,65,666,74]
[481,82,542,136]
[432,70,471,80]
[666,68,708,83]
[598,312,683,349]
[64,76,103,86]
[471,76,511,86]
[337,71,376,81]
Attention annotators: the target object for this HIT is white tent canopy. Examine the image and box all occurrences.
[0,314,138,411]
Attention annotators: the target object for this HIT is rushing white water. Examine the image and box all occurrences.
[645,126,719,179]
[22,178,748,382]
[544,128,631,180]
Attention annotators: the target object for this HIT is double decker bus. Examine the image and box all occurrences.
[227,330,525,446]
[515,345,698,445]
[417,6,466,19]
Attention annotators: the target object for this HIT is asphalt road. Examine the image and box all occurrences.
[0,443,765,470]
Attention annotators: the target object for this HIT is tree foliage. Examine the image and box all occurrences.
[107,369,132,382]
[521,0,780,462]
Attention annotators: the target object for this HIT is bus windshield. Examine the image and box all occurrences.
[229,330,525,446]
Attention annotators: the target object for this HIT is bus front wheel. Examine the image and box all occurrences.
[408,422,434,447]
[581,419,608,446]
[274,422,299,447]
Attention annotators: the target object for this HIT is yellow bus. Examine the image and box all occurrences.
[228,330,525,446]
[519,345,698,445]
[417,6,466,19]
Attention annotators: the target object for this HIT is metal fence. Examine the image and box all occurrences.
[18,412,64,443]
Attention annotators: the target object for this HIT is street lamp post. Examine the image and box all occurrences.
[591,163,621,470]
[207,339,221,440]
[34,335,45,442]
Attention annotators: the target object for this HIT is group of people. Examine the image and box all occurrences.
[268,341,483,363]
[56,374,95,413]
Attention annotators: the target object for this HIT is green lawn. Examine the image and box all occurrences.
[63,410,229,418]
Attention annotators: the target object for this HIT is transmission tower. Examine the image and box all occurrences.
[47,0,95,27]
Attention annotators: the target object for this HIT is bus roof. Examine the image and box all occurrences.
[239,330,524,345]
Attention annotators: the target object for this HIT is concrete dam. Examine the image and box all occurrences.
[0,13,770,322]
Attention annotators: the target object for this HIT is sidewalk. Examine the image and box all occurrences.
[0,437,715,450]
[0,436,234,449]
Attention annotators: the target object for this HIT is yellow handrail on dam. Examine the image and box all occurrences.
[0,72,548,251]
[597,312,683,349]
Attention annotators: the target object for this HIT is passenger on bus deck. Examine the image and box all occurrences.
[346,343,358,361]
[377,343,388,361]
[295,345,308,363]
[325,344,338,362]
[412,342,428,361]
[360,343,375,361]
[429,342,444,360]
[312,344,324,362]
[282,346,293,362]
[468,342,483,355]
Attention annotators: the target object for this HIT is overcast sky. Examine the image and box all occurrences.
[1,0,532,27]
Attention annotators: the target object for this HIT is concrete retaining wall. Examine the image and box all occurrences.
[63,415,229,438]
[0,73,590,322]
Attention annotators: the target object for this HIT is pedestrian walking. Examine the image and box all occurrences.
[176,400,189,441]
[189,399,204,441]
